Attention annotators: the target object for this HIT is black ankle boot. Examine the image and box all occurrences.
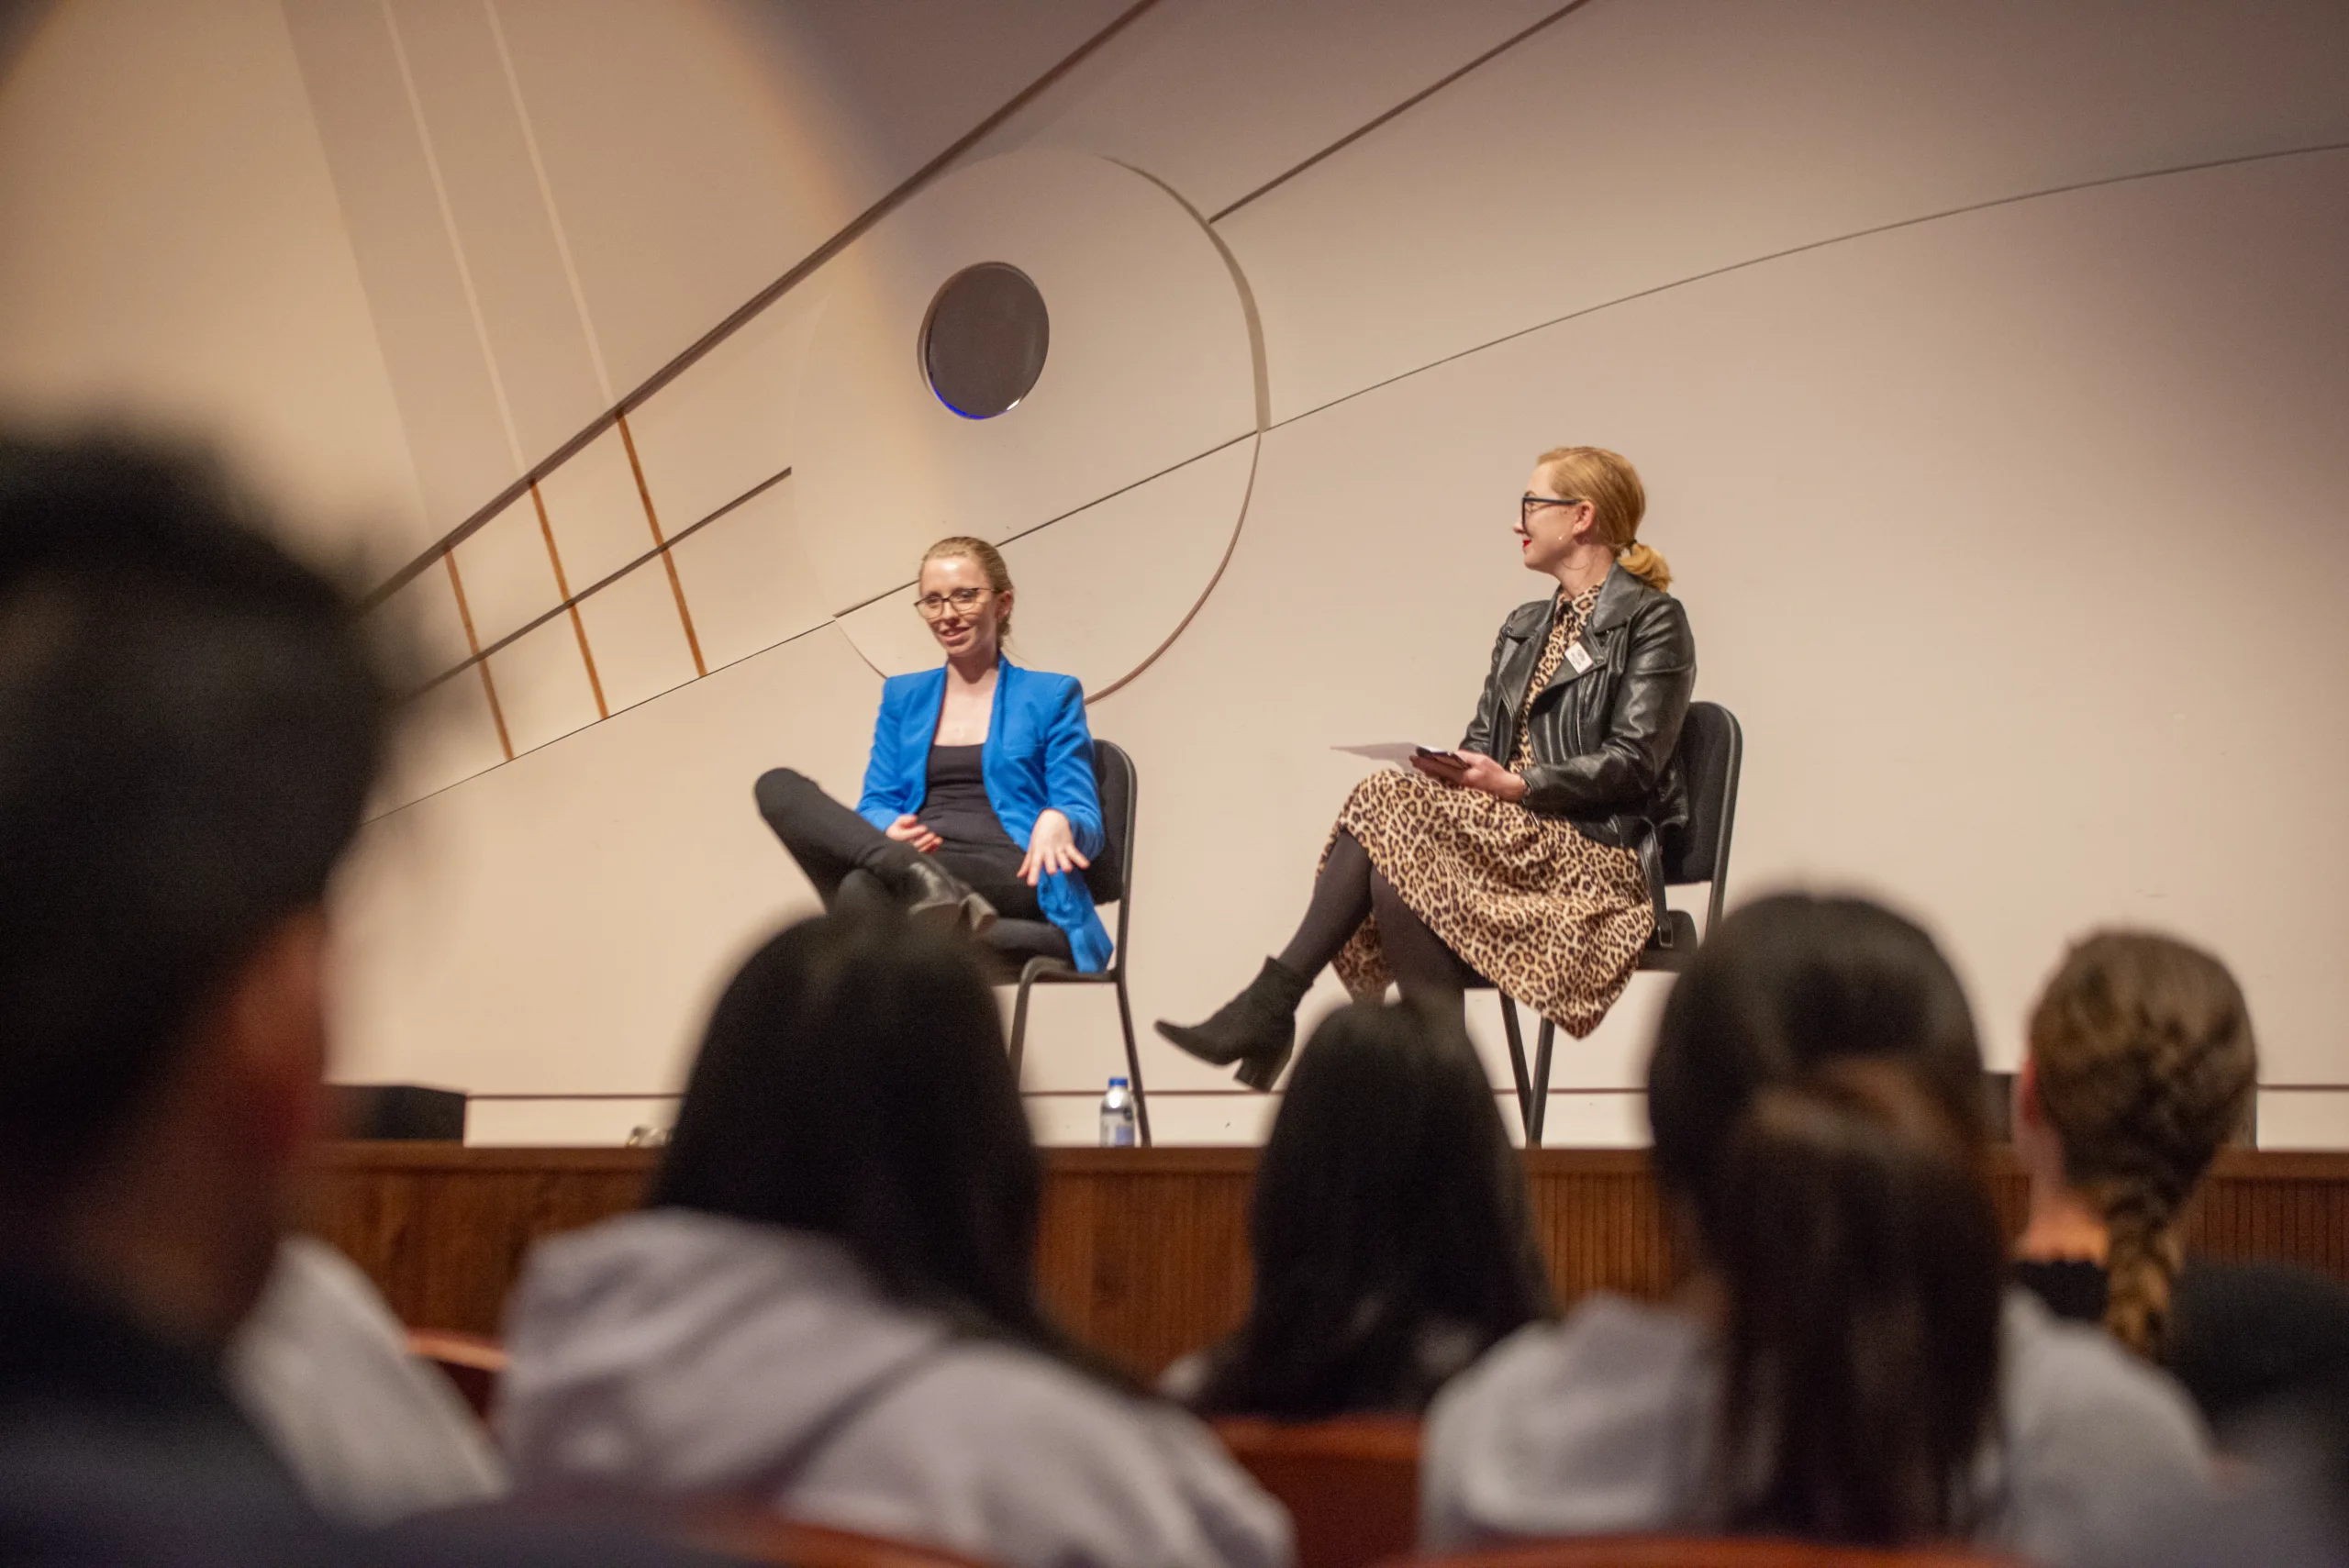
[863,846,996,937]
[1154,958,1310,1092]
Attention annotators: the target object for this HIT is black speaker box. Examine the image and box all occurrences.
[329,1083,466,1141]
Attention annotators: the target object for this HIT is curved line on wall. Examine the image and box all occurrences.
[1115,161,1272,433]
[828,429,1259,624]
[826,156,1273,702]
[1029,156,1268,699]
[1266,137,2349,439]
[1086,431,1261,704]
[1066,159,1270,703]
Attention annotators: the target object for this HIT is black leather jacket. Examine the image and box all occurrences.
[1460,563,1697,870]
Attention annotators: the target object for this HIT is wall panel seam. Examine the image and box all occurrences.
[376,0,527,471]
[1206,0,1599,224]
[360,0,1168,610]
[1261,138,2349,439]
[441,552,514,760]
[616,413,706,676]
[482,0,615,402]
[528,484,607,718]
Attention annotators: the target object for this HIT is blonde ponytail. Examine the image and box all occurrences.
[1536,446,1672,592]
[2099,1183,2188,1359]
[1618,540,1672,592]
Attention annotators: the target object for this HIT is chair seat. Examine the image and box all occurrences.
[1637,910,1701,973]
[980,917,1074,969]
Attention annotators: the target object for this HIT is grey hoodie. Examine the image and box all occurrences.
[1422,1289,2211,1568]
[500,1210,1291,1568]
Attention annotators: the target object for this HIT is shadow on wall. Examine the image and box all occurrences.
[0,1,55,80]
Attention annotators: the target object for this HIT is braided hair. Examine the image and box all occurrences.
[2026,931,2256,1358]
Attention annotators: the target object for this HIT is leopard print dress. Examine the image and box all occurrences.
[1330,584,1653,1037]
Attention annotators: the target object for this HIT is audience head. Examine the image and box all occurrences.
[651,912,1061,1354]
[1192,999,1552,1418]
[2021,929,2256,1359]
[1647,893,2000,1543]
[0,430,386,1340]
[1648,892,1986,1218]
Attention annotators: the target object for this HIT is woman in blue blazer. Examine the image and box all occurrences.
[754,538,1113,971]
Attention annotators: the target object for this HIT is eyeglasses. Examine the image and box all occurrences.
[914,586,992,619]
[1521,494,1588,526]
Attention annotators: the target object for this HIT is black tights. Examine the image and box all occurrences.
[1276,830,1481,1014]
[752,767,1044,920]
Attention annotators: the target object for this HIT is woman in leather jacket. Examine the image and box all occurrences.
[1157,447,1696,1089]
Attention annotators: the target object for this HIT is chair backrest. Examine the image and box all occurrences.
[685,1509,998,1568]
[1659,703,1742,908]
[1082,739,1136,909]
[1215,1416,1420,1568]
[406,1327,507,1421]
[1382,1537,2021,1568]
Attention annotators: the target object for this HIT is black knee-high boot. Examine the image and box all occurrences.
[1154,957,1313,1091]
[754,768,996,936]
[1156,830,1374,1091]
[861,840,997,937]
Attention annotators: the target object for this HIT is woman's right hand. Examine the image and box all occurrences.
[885,814,941,853]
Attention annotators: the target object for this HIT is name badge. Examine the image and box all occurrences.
[1564,642,1595,675]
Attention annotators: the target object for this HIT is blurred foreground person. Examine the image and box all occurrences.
[0,433,384,1562]
[229,1236,507,1523]
[1167,999,1552,1418]
[0,434,689,1568]
[1423,895,2211,1567]
[2013,930,2349,1443]
[499,913,1292,1568]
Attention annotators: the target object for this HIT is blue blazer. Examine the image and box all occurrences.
[857,660,1112,972]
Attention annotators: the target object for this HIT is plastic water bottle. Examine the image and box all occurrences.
[1098,1077,1137,1147]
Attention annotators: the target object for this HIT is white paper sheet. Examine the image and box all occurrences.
[1332,742,1455,766]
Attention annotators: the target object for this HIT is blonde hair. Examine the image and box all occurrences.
[2027,931,2255,1360]
[919,536,1014,639]
[1536,446,1670,591]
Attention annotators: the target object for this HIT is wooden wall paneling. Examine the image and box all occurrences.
[1037,1150,1255,1376]
[309,1145,2349,1374]
[1521,1151,1680,1305]
[308,1145,652,1334]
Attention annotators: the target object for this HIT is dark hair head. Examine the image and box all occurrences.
[1644,894,1998,1543]
[1192,999,1553,1418]
[651,912,1065,1356]
[1646,892,1985,1229]
[1712,1057,2004,1541]
[2028,929,2255,1359]
[0,432,385,1200]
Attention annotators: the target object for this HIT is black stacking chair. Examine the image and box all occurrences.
[981,740,1151,1145]
[1486,702,1742,1146]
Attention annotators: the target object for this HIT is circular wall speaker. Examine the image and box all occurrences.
[794,150,1264,694]
[921,261,1049,419]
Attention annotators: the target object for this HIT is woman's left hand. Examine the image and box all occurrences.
[1020,808,1092,886]
[1413,748,1528,803]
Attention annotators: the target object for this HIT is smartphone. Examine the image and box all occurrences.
[1413,746,1464,765]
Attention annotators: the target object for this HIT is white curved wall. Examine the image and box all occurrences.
[9,1,2349,1144]
[0,0,429,563]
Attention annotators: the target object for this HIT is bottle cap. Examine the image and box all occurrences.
[1108,1077,1129,1087]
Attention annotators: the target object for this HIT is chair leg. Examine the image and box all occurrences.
[1113,973,1152,1148]
[1498,997,1535,1140]
[1528,1018,1556,1148]
[1008,967,1042,1085]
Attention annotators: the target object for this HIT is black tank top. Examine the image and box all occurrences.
[919,744,1020,852]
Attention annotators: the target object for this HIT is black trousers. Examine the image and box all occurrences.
[753,768,1044,921]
